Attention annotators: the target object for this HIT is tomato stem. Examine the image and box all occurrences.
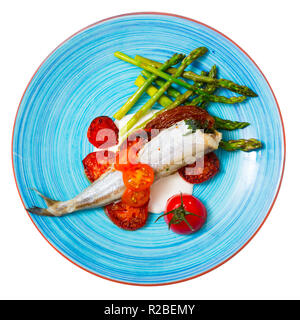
[155,193,197,231]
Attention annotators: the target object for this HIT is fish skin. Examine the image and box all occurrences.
[138,121,222,178]
[28,170,125,217]
[27,121,221,217]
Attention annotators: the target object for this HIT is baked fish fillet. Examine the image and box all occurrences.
[27,121,221,216]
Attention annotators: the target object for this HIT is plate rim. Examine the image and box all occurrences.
[11,11,286,286]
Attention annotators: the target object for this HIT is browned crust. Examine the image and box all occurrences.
[144,105,215,131]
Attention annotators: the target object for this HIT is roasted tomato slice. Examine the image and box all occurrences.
[87,116,119,149]
[123,164,154,191]
[114,149,136,171]
[144,105,215,131]
[114,129,150,171]
[82,150,115,183]
[122,188,150,207]
[104,201,148,231]
[178,152,220,184]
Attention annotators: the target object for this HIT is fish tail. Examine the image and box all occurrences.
[27,189,59,217]
[27,206,56,216]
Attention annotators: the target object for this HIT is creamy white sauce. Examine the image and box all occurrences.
[148,172,193,213]
[94,112,194,213]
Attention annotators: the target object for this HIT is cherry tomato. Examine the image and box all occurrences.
[156,193,207,235]
[122,188,150,207]
[87,116,119,149]
[178,152,219,184]
[104,201,148,231]
[123,164,154,191]
[82,151,115,183]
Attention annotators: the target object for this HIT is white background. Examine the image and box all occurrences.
[1,0,299,300]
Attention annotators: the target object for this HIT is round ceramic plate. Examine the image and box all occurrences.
[12,13,285,285]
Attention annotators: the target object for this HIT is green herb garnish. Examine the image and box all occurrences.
[184,119,214,134]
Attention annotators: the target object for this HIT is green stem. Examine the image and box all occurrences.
[135,55,257,97]
[113,53,184,120]
[114,51,247,104]
[119,47,208,136]
[141,69,194,108]
[168,90,194,109]
[155,193,197,232]
[142,70,181,99]
[213,116,249,130]
[219,138,262,151]
[189,65,218,108]
[134,75,172,108]
[133,74,250,133]
[192,70,208,89]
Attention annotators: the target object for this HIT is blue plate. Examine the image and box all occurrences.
[12,13,285,285]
